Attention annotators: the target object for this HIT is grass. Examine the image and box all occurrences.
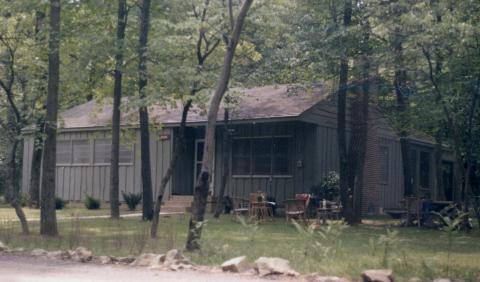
[0,204,138,221]
[0,210,479,281]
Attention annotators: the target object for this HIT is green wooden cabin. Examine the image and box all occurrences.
[21,85,456,214]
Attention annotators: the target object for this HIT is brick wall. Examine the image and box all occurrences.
[362,112,381,215]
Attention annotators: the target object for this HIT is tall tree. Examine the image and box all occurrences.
[137,0,153,221]
[110,0,128,219]
[40,0,60,236]
[336,0,354,224]
[150,0,222,238]
[185,0,253,251]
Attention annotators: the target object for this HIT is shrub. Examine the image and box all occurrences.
[55,197,66,210]
[121,191,142,211]
[310,171,340,201]
[84,195,101,210]
[19,192,29,207]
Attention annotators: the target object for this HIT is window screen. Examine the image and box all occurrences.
[272,137,290,174]
[380,146,389,183]
[56,140,71,164]
[94,139,111,164]
[253,138,271,175]
[419,151,431,189]
[119,144,133,163]
[232,139,251,175]
[72,140,90,164]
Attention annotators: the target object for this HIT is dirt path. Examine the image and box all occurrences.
[0,254,296,282]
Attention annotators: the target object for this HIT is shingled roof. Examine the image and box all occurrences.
[59,85,329,129]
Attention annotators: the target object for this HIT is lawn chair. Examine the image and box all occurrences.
[284,199,308,223]
[317,200,342,224]
[231,197,250,219]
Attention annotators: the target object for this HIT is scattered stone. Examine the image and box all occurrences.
[93,256,113,265]
[361,269,394,282]
[407,278,422,282]
[31,249,48,256]
[164,249,184,265]
[0,241,8,252]
[433,279,452,282]
[169,263,193,271]
[114,256,135,265]
[46,250,70,260]
[254,257,299,277]
[304,273,352,282]
[221,256,250,273]
[130,253,163,267]
[13,248,24,253]
[70,247,93,262]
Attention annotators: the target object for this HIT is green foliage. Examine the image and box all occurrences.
[310,171,340,201]
[19,192,29,208]
[121,191,142,211]
[84,195,101,210]
[55,197,66,210]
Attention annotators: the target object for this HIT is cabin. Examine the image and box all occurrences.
[20,85,456,214]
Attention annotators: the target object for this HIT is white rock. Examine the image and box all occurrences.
[361,269,394,282]
[0,241,7,252]
[221,256,250,273]
[31,249,48,256]
[164,249,184,265]
[305,274,352,282]
[433,279,452,282]
[130,253,163,267]
[94,256,113,265]
[71,247,93,262]
[254,257,299,277]
[46,250,69,260]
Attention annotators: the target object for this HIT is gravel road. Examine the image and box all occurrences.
[0,253,295,282]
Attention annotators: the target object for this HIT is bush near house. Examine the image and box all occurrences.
[121,191,142,211]
[55,197,67,210]
[84,195,100,210]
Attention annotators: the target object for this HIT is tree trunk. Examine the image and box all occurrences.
[28,119,44,208]
[151,101,192,238]
[5,138,29,234]
[214,108,230,218]
[137,0,153,221]
[185,0,253,251]
[337,0,353,225]
[40,0,60,236]
[110,0,127,219]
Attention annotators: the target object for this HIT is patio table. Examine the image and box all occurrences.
[249,202,274,222]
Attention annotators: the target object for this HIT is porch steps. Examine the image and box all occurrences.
[161,195,193,213]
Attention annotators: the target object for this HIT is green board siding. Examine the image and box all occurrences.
[21,128,172,202]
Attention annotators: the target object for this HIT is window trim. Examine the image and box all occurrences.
[231,135,293,177]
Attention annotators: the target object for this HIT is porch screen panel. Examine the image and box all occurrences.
[232,139,250,175]
[253,138,271,175]
[72,140,90,164]
[272,137,290,175]
[119,144,133,163]
[419,151,431,190]
[56,140,71,164]
[94,139,110,164]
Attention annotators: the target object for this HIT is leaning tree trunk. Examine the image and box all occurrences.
[337,0,353,225]
[150,101,192,238]
[138,0,153,221]
[110,0,127,219]
[185,0,253,251]
[28,119,44,208]
[40,0,60,236]
[214,108,230,218]
[6,139,29,234]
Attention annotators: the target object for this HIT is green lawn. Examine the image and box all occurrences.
[0,211,479,281]
[0,205,138,221]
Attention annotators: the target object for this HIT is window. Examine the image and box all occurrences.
[419,151,431,189]
[380,146,389,183]
[94,139,133,164]
[72,140,90,164]
[119,144,133,163]
[232,139,251,175]
[56,140,71,164]
[94,139,111,164]
[253,138,271,174]
[273,138,289,174]
[232,137,291,176]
